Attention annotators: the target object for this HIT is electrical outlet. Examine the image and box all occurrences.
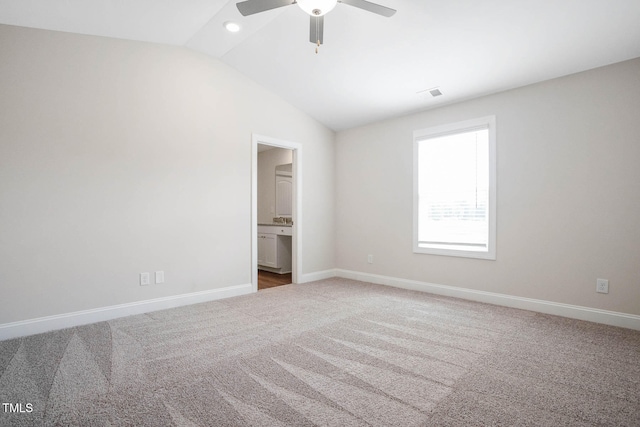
[367,254,373,264]
[140,272,150,286]
[155,271,165,284]
[596,278,609,294]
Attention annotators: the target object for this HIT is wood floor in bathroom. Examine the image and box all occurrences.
[257,270,292,290]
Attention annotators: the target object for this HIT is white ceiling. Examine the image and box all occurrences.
[1,0,639,131]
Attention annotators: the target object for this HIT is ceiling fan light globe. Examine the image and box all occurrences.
[297,0,337,16]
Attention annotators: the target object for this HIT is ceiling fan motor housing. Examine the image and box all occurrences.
[297,0,337,16]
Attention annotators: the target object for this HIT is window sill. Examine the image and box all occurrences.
[413,245,496,260]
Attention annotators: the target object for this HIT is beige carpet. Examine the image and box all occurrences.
[1,278,639,426]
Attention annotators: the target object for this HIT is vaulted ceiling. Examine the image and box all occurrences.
[1,0,639,130]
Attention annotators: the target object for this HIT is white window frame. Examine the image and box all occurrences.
[413,116,496,260]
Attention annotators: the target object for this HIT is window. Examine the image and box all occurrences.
[413,116,496,259]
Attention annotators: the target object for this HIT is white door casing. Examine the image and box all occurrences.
[251,134,302,292]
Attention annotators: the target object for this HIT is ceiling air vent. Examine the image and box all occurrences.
[417,87,443,99]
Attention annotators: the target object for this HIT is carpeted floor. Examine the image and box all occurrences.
[1,278,639,426]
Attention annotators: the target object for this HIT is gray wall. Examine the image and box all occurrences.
[0,24,335,324]
[2,22,637,326]
[336,58,640,316]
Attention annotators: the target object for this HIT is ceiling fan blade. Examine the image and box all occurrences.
[236,0,295,16]
[310,15,324,45]
[339,0,396,17]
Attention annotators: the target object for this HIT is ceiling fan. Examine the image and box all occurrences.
[236,0,396,51]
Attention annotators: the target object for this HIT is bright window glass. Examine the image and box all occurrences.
[413,117,496,259]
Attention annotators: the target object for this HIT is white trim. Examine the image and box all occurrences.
[413,115,497,260]
[252,134,303,292]
[0,283,252,341]
[335,269,640,331]
[6,271,637,340]
[298,269,337,283]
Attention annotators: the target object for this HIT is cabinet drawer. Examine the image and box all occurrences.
[257,225,292,236]
[275,227,292,236]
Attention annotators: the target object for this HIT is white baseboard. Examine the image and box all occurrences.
[5,270,637,341]
[335,269,640,331]
[298,269,337,283]
[0,283,252,341]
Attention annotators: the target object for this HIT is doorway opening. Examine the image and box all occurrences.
[251,134,302,293]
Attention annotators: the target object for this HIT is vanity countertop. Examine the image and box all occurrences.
[258,223,292,227]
